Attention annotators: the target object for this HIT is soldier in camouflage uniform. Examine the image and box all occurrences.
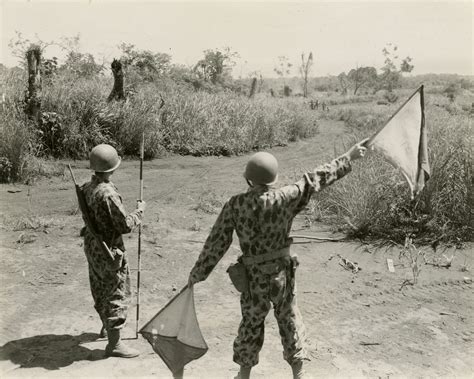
[188,140,368,378]
[82,144,146,358]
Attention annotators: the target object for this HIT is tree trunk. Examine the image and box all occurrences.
[25,45,42,121]
[108,59,125,102]
[249,77,257,98]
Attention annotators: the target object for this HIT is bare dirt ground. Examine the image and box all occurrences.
[0,119,473,379]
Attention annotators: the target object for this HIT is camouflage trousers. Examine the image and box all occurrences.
[84,237,131,330]
[233,256,308,367]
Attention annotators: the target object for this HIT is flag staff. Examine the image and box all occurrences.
[136,132,144,338]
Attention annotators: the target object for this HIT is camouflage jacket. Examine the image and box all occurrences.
[189,154,352,283]
[82,175,143,251]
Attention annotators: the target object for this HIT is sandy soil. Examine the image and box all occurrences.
[0,120,472,379]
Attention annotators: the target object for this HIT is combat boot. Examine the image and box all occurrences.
[291,361,305,379]
[235,366,251,379]
[105,329,139,358]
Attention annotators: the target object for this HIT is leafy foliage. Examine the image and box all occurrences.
[193,47,238,86]
[347,67,377,95]
[378,43,414,92]
[118,43,171,82]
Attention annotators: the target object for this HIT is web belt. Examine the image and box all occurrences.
[241,247,291,266]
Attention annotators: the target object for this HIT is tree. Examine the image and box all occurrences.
[8,31,54,68]
[118,43,171,81]
[43,57,58,78]
[194,47,239,85]
[274,56,293,96]
[62,51,104,77]
[247,70,265,95]
[299,52,313,97]
[347,66,377,95]
[337,72,349,95]
[249,77,257,98]
[378,43,414,92]
[443,82,460,102]
[274,55,292,79]
[51,34,105,78]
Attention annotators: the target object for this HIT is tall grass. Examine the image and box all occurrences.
[313,96,473,243]
[0,70,319,181]
[0,105,64,183]
[160,91,317,156]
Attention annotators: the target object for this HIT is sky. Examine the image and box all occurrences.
[1,0,472,77]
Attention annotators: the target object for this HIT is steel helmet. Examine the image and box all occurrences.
[244,152,278,185]
[89,144,121,172]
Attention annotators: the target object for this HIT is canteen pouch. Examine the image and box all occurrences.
[227,262,249,293]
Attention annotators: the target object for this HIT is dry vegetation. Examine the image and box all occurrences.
[0,49,472,246]
[311,90,473,244]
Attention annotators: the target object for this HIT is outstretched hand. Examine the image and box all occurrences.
[346,138,369,161]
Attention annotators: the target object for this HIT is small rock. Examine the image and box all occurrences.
[463,277,472,284]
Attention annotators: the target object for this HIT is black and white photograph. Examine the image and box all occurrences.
[0,0,472,378]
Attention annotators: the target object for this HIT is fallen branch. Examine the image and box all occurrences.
[399,279,414,291]
[424,261,452,269]
[439,311,458,316]
[290,234,346,242]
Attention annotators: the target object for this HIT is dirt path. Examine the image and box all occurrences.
[0,119,472,378]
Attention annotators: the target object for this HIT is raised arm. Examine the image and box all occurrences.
[307,138,368,191]
[284,138,368,214]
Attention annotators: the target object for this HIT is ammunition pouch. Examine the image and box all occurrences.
[227,262,249,293]
[228,247,296,301]
[106,247,124,271]
[269,268,287,304]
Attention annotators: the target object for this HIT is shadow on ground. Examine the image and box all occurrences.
[0,333,105,370]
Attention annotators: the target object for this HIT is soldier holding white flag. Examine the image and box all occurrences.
[188,139,368,379]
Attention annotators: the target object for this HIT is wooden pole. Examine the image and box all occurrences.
[136,133,144,338]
